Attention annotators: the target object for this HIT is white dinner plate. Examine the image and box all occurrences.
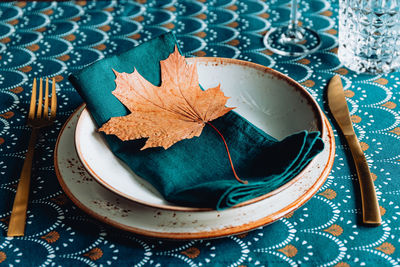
[56,57,336,239]
[55,105,334,239]
[74,57,327,211]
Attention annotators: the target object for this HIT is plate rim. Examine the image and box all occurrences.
[55,105,335,239]
[74,56,326,211]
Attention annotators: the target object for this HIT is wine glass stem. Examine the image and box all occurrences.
[283,0,304,42]
[289,0,298,31]
[263,0,321,56]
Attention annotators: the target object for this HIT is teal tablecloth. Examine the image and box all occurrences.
[1,0,399,266]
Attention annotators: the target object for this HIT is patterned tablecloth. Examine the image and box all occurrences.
[0,0,399,266]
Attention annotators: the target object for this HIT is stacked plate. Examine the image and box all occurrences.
[55,58,335,239]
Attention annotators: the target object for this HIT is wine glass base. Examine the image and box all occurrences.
[263,26,321,57]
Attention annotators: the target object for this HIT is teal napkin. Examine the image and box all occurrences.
[69,32,324,210]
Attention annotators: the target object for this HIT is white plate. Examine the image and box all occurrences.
[74,57,326,211]
[55,105,334,239]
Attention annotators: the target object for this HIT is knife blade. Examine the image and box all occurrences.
[327,75,381,225]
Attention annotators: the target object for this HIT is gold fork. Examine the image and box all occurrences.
[7,77,57,237]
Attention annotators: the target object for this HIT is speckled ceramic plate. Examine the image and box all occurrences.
[74,57,326,211]
[55,105,334,239]
[56,57,335,239]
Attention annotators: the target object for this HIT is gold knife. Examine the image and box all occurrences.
[327,75,381,225]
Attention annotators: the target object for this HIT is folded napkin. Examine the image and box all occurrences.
[69,32,324,210]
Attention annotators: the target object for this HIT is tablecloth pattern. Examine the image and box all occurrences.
[0,0,399,266]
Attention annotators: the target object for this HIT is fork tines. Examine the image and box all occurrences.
[29,77,57,121]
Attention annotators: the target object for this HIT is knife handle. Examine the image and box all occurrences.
[345,134,381,225]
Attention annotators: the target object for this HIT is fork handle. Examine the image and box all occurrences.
[345,134,381,225]
[7,128,39,237]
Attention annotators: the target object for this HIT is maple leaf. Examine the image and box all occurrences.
[99,46,234,150]
[100,47,247,184]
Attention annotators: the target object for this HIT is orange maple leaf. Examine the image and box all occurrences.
[100,47,247,184]
[100,46,234,150]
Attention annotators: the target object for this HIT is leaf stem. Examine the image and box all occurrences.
[206,122,248,184]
